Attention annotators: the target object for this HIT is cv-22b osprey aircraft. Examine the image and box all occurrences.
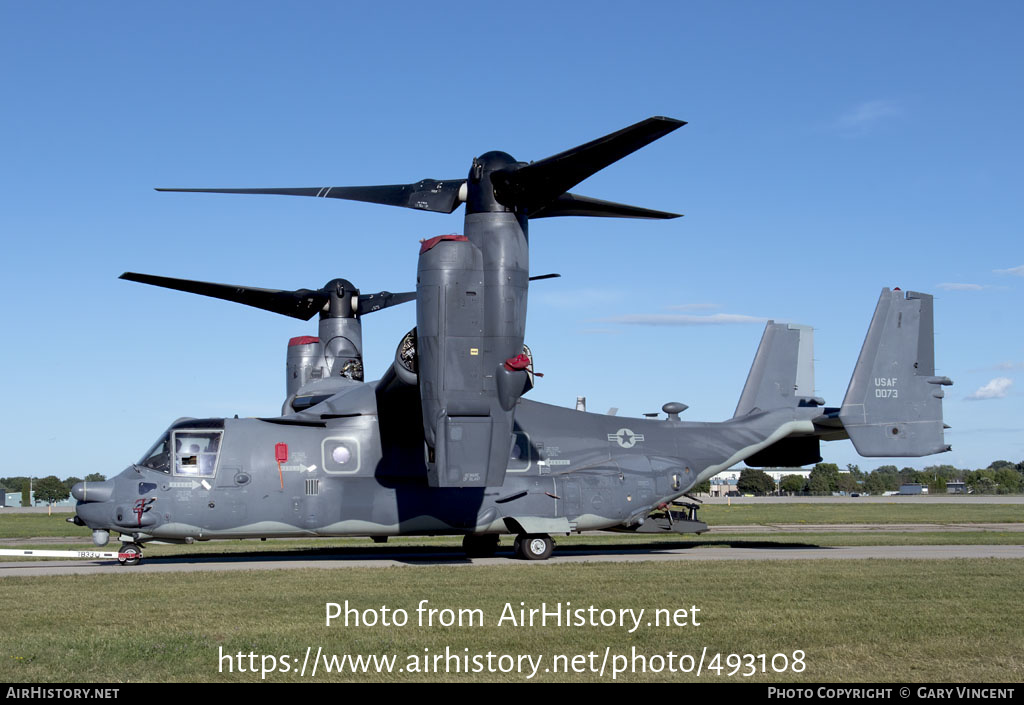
[71,117,953,564]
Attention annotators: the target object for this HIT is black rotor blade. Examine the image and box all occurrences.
[119,272,328,321]
[357,290,416,314]
[528,273,561,281]
[528,193,682,220]
[156,179,466,214]
[491,116,686,209]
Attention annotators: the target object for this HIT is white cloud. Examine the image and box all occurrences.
[937,283,985,291]
[966,377,1013,401]
[598,313,769,326]
[994,265,1024,276]
[666,303,721,311]
[836,100,903,133]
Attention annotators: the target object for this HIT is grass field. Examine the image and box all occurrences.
[0,512,92,538]
[701,502,1023,525]
[2,505,1021,683]
[1,559,1021,683]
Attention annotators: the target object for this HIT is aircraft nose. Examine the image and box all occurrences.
[71,480,115,503]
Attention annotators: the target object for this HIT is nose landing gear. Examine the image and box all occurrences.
[118,543,142,566]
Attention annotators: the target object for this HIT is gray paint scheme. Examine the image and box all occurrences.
[82,120,952,561]
[839,289,952,456]
[73,286,952,555]
[150,117,687,498]
[734,322,817,417]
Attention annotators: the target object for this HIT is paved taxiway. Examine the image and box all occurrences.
[2,543,1022,577]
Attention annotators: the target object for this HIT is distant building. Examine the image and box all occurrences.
[710,472,741,497]
[899,483,927,495]
[0,491,75,508]
[709,481,738,498]
[709,467,811,496]
[763,468,812,485]
[946,481,967,494]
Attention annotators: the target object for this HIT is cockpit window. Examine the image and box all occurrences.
[140,433,172,473]
[172,430,222,477]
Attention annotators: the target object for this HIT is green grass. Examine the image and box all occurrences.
[0,512,91,538]
[1,559,1021,683]
[700,503,1024,525]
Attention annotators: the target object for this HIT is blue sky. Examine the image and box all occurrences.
[1,2,1022,480]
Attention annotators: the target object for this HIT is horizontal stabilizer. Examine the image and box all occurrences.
[839,289,952,456]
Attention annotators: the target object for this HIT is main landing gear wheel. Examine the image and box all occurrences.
[462,534,500,558]
[514,534,553,561]
[118,543,142,566]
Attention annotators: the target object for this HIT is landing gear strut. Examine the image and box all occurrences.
[118,543,142,566]
[513,534,553,560]
[462,534,499,558]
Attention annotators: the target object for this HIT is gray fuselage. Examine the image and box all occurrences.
[73,377,811,544]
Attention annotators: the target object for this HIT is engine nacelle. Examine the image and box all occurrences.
[286,336,325,398]
[285,316,364,399]
[416,231,528,488]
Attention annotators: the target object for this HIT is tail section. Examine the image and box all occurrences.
[734,322,818,417]
[839,289,952,456]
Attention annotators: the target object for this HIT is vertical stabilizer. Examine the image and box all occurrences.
[839,289,952,456]
[734,322,816,417]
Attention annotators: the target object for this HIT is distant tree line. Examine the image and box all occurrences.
[691,460,1024,496]
[1,474,106,506]
[778,460,1024,496]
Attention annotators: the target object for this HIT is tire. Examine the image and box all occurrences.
[462,534,499,558]
[118,543,142,566]
[516,534,553,561]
